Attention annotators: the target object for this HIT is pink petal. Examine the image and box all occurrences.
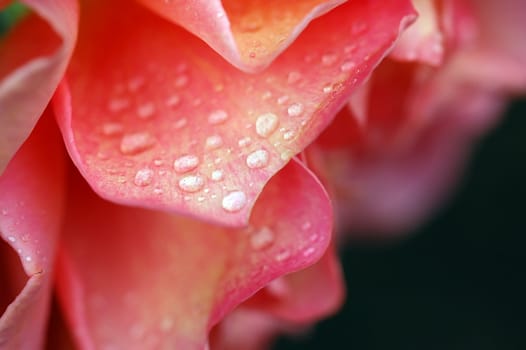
[0,114,66,348]
[54,0,415,226]
[55,159,332,349]
[136,0,347,72]
[0,0,78,174]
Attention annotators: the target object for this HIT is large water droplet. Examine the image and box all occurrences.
[178,175,205,192]
[246,149,270,169]
[208,110,229,125]
[173,155,199,173]
[205,135,223,150]
[120,132,156,155]
[250,226,275,250]
[134,168,154,186]
[255,113,279,138]
[222,191,247,212]
[287,103,304,117]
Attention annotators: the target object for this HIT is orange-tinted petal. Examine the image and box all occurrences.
[54,0,415,226]
[0,0,77,174]
[0,114,66,348]
[137,0,347,72]
[56,159,332,349]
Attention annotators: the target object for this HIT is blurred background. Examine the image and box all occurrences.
[275,99,526,349]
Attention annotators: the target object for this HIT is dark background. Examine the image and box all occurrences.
[275,99,526,349]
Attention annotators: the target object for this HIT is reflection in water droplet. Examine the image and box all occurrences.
[246,149,270,169]
[173,155,199,173]
[178,175,205,192]
[120,132,156,155]
[205,135,223,150]
[208,110,229,125]
[134,168,154,186]
[255,113,279,137]
[287,103,304,117]
[222,191,247,212]
[250,227,275,250]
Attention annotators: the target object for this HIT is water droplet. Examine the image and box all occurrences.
[303,247,316,257]
[108,98,130,112]
[134,168,154,186]
[340,60,357,72]
[274,249,291,262]
[174,118,188,129]
[250,227,275,250]
[261,91,272,100]
[136,102,155,119]
[222,191,247,212]
[178,175,205,192]
[246,149,270,169]
[255,112,279,137]
[24,255,32,262]
[287,71,302,84]
[173,155,199,173]
[166,94,181,107]
[205,135,223,150]
[174,75,189,88]
[120,132,156,155]
[321,53,338,66]
[127,76,145,92]
[277,95,289,105]
[283,130,295,140]
[211,169,224,181]
[7,236,16,243]
[287,103,304,117]
[153,159,164,166]
[102,122,124,136]
[208,110,229,125]
[153,188,164,195]
[238,136,252,148]
[322,85,333,93]
[301,221,312,231]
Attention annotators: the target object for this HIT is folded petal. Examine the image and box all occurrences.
[0,114,66,349]
[56,159,332,349]
[137,0,347,72]
[0,0,77,174]
[54,0,415,226]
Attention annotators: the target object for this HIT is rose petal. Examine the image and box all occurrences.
[136,0,347,72]
[55,159,332,349]
[0,0,77,174]
[0,114,66,348]
[54,0,415,226]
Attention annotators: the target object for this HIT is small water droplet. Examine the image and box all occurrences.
[250,226,275,250]
[173,155,199,173]
[255,112,279,137]
[153,188,164,195]
[178,175,205,192]
[246,149,270,169]
[136,102,155,119]
[120,132,156,155]
[102,122,124,136]
[303,247,316,257]
[287,71,302,84]
[7,236,16,243]
[21,234,29,242]
[134,168,154,186]
[274,249,291,262]
[108,98,130,112]
[277,95,289,105]
[127,76,145,92]
[283,130,295,140]
[166,94,181,107]
[174,118,188,129]
[24,255,32,262]
[153,159,164,166]
[174,75,189,88]
[321,53,338,66]
[205,135,223,150]
[287,103,304,117]
[322,85,333,93]
[261,91,272,100]
[208,110,229,125]
[222,191,247,212]
[301,221,312,231]
[211,169,224,181]
[238,136,252,148]
[340,60,357,72]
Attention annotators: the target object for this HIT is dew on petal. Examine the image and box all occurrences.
[287,71,302,84]
[173,155,199,173]
[303,247,316,257]
[174,75,189,88]
[340,59,357,72]
[246,149,270,169]
[165,95,181,107]
[301,221,312,231]
[211,169,224,181]
[120,132,156,155]
[205,135,223,150]
[136,102,155,119]
[24,255,32,263]
[277,95,289,105]
[108,98,130,112]
[283,130,295,141]
[321,53,338,66]
[222,191,247,212]
[238,136,252,148]
[127,76,145,92]
[255,113,279,138]
[134,168,154,187]
[250,226,275,250]
[174,118,188,129]
[178,175,205,192]
[274,249,291,262]
[287,103,304,117]
[7,236,16,243]
[208,110,229,125]
[102,122,124,136]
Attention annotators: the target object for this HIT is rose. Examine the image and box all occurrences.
[0,1,524,349]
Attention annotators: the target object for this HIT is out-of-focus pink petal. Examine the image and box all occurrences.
[56,160,332,349]
[0,0,77,174]
[0,115,66,348]
[136,0,347,72]
[390,0,444,65]
[54,0,415,226]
